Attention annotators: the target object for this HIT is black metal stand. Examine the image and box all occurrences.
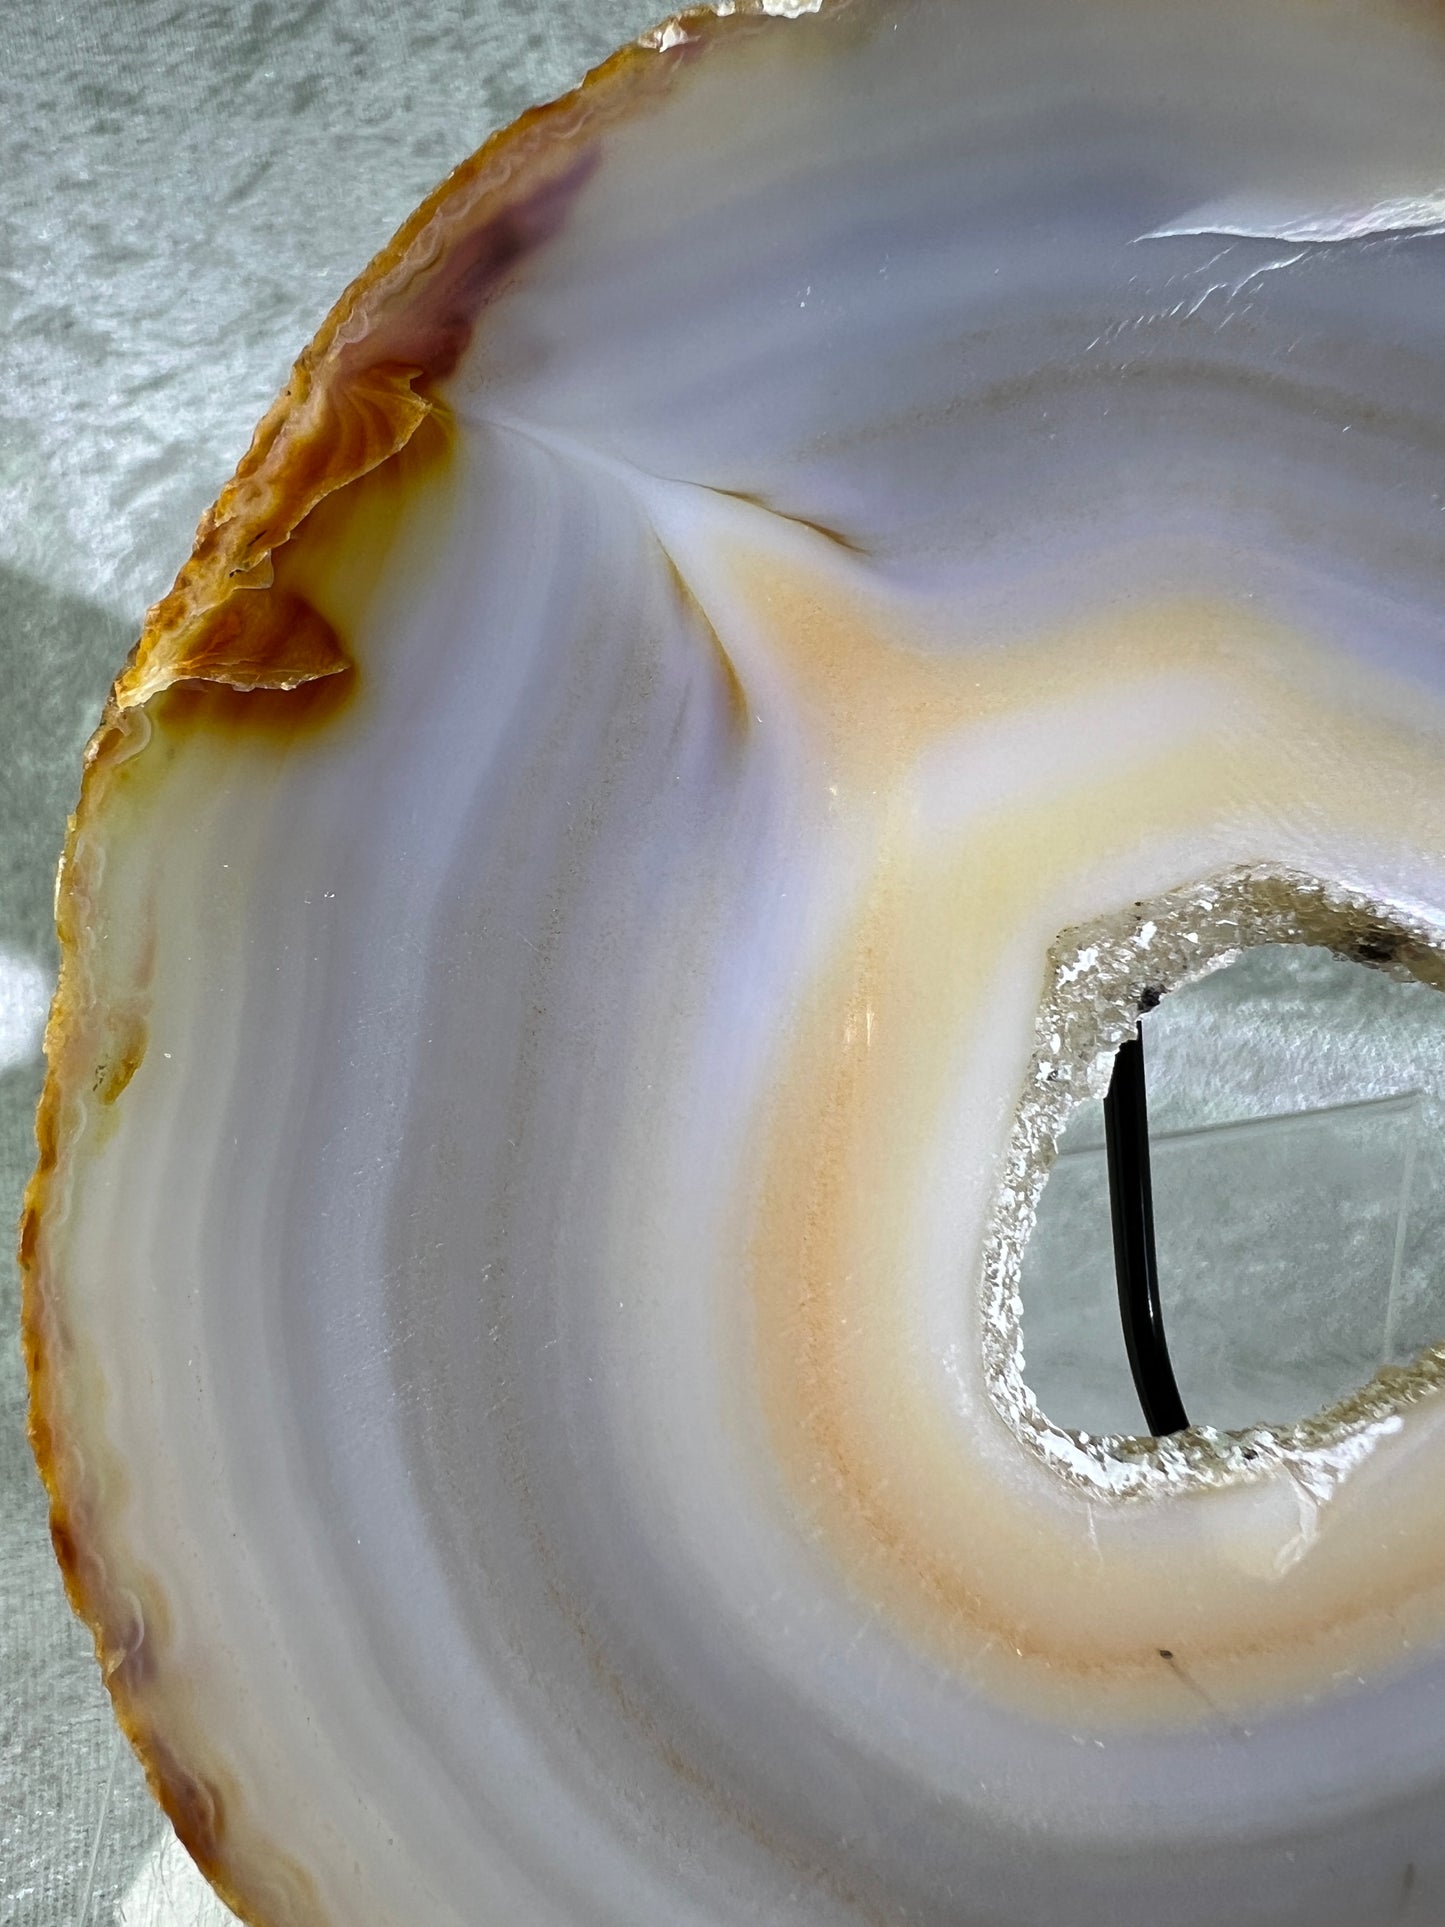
[1103,1025,1190,1437]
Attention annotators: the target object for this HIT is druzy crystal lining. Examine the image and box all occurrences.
[984,866,1445,1499]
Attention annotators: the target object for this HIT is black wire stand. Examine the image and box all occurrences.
[1103,1024,1190,1437]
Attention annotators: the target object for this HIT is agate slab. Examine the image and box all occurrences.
[24,2,1445,1922]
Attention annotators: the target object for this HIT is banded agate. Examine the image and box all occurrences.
[24,2,1445,1922]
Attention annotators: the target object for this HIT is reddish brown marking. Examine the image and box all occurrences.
[93,1013,148,1105]
[124,142,582,716]
[353,149,600,385]
[207,362,430,577]
[171,586,349,692]
[155,671,357,745]
[151,1747,227,1872]
[123,150,599,716]
[49,1513,77,1586]
[45,1493,152,1687]
[136,1725,323,1924]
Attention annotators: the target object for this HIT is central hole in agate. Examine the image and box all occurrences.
[1020,943,1445,1436]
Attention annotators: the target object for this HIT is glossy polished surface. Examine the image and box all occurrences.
[23,2,1445,1922]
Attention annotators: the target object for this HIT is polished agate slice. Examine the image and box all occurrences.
[24,1,1445,1921]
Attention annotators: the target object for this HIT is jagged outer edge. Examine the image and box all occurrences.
[17,5,847,1923]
